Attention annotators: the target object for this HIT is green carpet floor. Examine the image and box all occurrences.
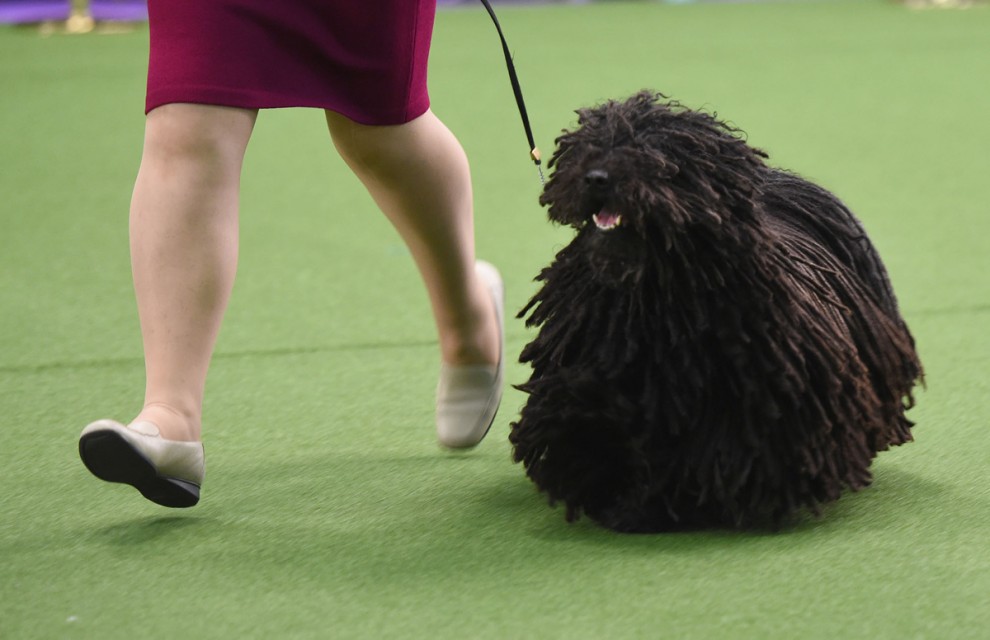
[2,1,988,637]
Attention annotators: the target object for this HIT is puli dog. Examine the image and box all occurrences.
[509,91,923,532]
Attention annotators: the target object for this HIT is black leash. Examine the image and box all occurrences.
[477,0,544,184]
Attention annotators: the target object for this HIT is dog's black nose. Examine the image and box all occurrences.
[584,169,610,189]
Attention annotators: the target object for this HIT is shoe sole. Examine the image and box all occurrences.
[477,261,504,446]
[79,430,200,508]
[472,406,500,449]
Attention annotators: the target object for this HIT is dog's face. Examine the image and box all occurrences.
[540,92,768,282]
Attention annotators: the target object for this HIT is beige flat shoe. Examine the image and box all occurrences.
[436,260,505,449]
[78,419,204,507]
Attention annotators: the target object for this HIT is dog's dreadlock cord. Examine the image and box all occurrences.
[478,0,545,185]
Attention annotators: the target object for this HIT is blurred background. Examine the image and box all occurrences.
[1,0,983,33]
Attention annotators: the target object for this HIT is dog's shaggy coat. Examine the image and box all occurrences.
[510,92,923,532]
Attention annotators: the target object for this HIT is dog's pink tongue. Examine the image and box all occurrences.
[593,210,622,230]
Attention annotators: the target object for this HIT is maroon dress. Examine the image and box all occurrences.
[145,0,437,125]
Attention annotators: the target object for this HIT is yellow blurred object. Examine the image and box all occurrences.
[65,11,94,33]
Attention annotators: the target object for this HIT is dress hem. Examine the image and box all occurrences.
[145,85,431,126]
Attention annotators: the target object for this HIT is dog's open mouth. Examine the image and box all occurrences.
[592,210,623,231]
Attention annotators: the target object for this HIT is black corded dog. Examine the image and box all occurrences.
[510,91,923,532]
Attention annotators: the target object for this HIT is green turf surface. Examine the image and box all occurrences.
[2,1,989,637]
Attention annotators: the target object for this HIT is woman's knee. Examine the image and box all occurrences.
[142,103,257,172]
[325,109,439,177]
[326,111,389,172]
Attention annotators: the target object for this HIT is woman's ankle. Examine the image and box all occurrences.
[439,277,500,367]
[133,402,201,442]
[441,338,497,367]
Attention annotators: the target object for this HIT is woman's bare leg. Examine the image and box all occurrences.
[128,103,257,442]
[325,109,498,368]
